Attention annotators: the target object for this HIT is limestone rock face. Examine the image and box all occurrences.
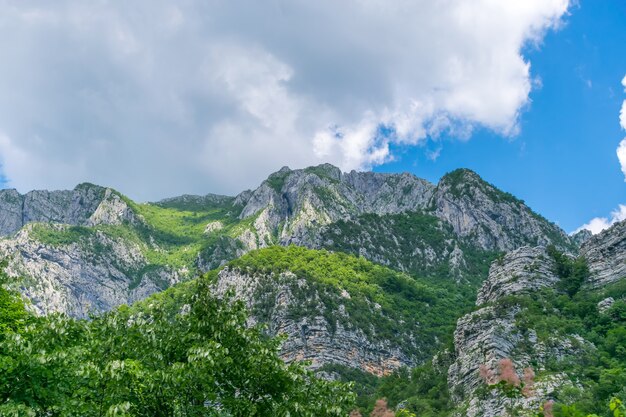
[232,165,573,256]
[580,219,626,288]
[476,246,559,305]
[234,165,436,250]
[431,170,571,252]
[448,306,522,401]
[212,267,414,376]
[87,189,138,226]
[0,189,24,237]
[448,246,590,417]
[0,225,179,318]
[0,184,133,236]
[571,229,592,247]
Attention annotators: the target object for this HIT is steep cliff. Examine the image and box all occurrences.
[431,170,572,252]
[0,183,110,236]
[231,165,573,256]
[580,219,626,288]
[445,239,626,417]
[210,246,465,376]
[0,224,179,318]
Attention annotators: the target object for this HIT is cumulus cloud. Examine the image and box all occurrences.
[0,0,570,200]
[575,205,626,235]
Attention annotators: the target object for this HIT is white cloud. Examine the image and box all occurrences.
[0,0,570,200]
[575,204,626,235]
[618,138,626,180]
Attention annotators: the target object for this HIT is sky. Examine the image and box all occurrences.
[0,0,624,233]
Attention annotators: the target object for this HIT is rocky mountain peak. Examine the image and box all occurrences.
[580,218,626,288]
[571,228,593,246]
[432,169,572,252]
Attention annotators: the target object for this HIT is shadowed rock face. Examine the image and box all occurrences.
[581,219,626,288]
[0,225,178,318]
[430,170,571,252]
[0,183,121,236]
[571,229,592,247]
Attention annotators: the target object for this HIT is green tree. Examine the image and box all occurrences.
[0,274,355,416]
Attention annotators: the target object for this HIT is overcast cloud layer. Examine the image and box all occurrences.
[0,1,569,200]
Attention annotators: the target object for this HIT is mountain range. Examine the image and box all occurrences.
[0,164,623,416]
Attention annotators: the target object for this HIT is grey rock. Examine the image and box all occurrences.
[449,247,591,416]
[449,303,589,417]
[477,246,559,306]
[0,224,180,318]
[212,267,414,376]
[232,165,572,256]
[571,229,593,247]
[0,189,24,236]
[431,170,572,252]
[597,297,615,313]
[0,183,134,236]
[580,219,626,288]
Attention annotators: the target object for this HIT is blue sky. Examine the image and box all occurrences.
[0,0,622,233]
[376,0,626,233]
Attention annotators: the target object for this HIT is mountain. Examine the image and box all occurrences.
[0,164,573,318]
[232,165,572,253]
[0,164,624,416]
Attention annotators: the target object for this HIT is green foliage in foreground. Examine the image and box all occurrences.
[325,354,454,417]
[0,262,28,334]
[0,275,354,416]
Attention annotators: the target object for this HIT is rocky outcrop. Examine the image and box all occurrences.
[476,246,559,305]
[212,267,414,376]
[571,229,592,247]
[0,224,179,318]
[231,165,573,259]
[448,246,590,416]
[0,189,24,237]
[431,170,572,252]
[87,188,138,226]
[0,183,135,236]
[580,219,626,288]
